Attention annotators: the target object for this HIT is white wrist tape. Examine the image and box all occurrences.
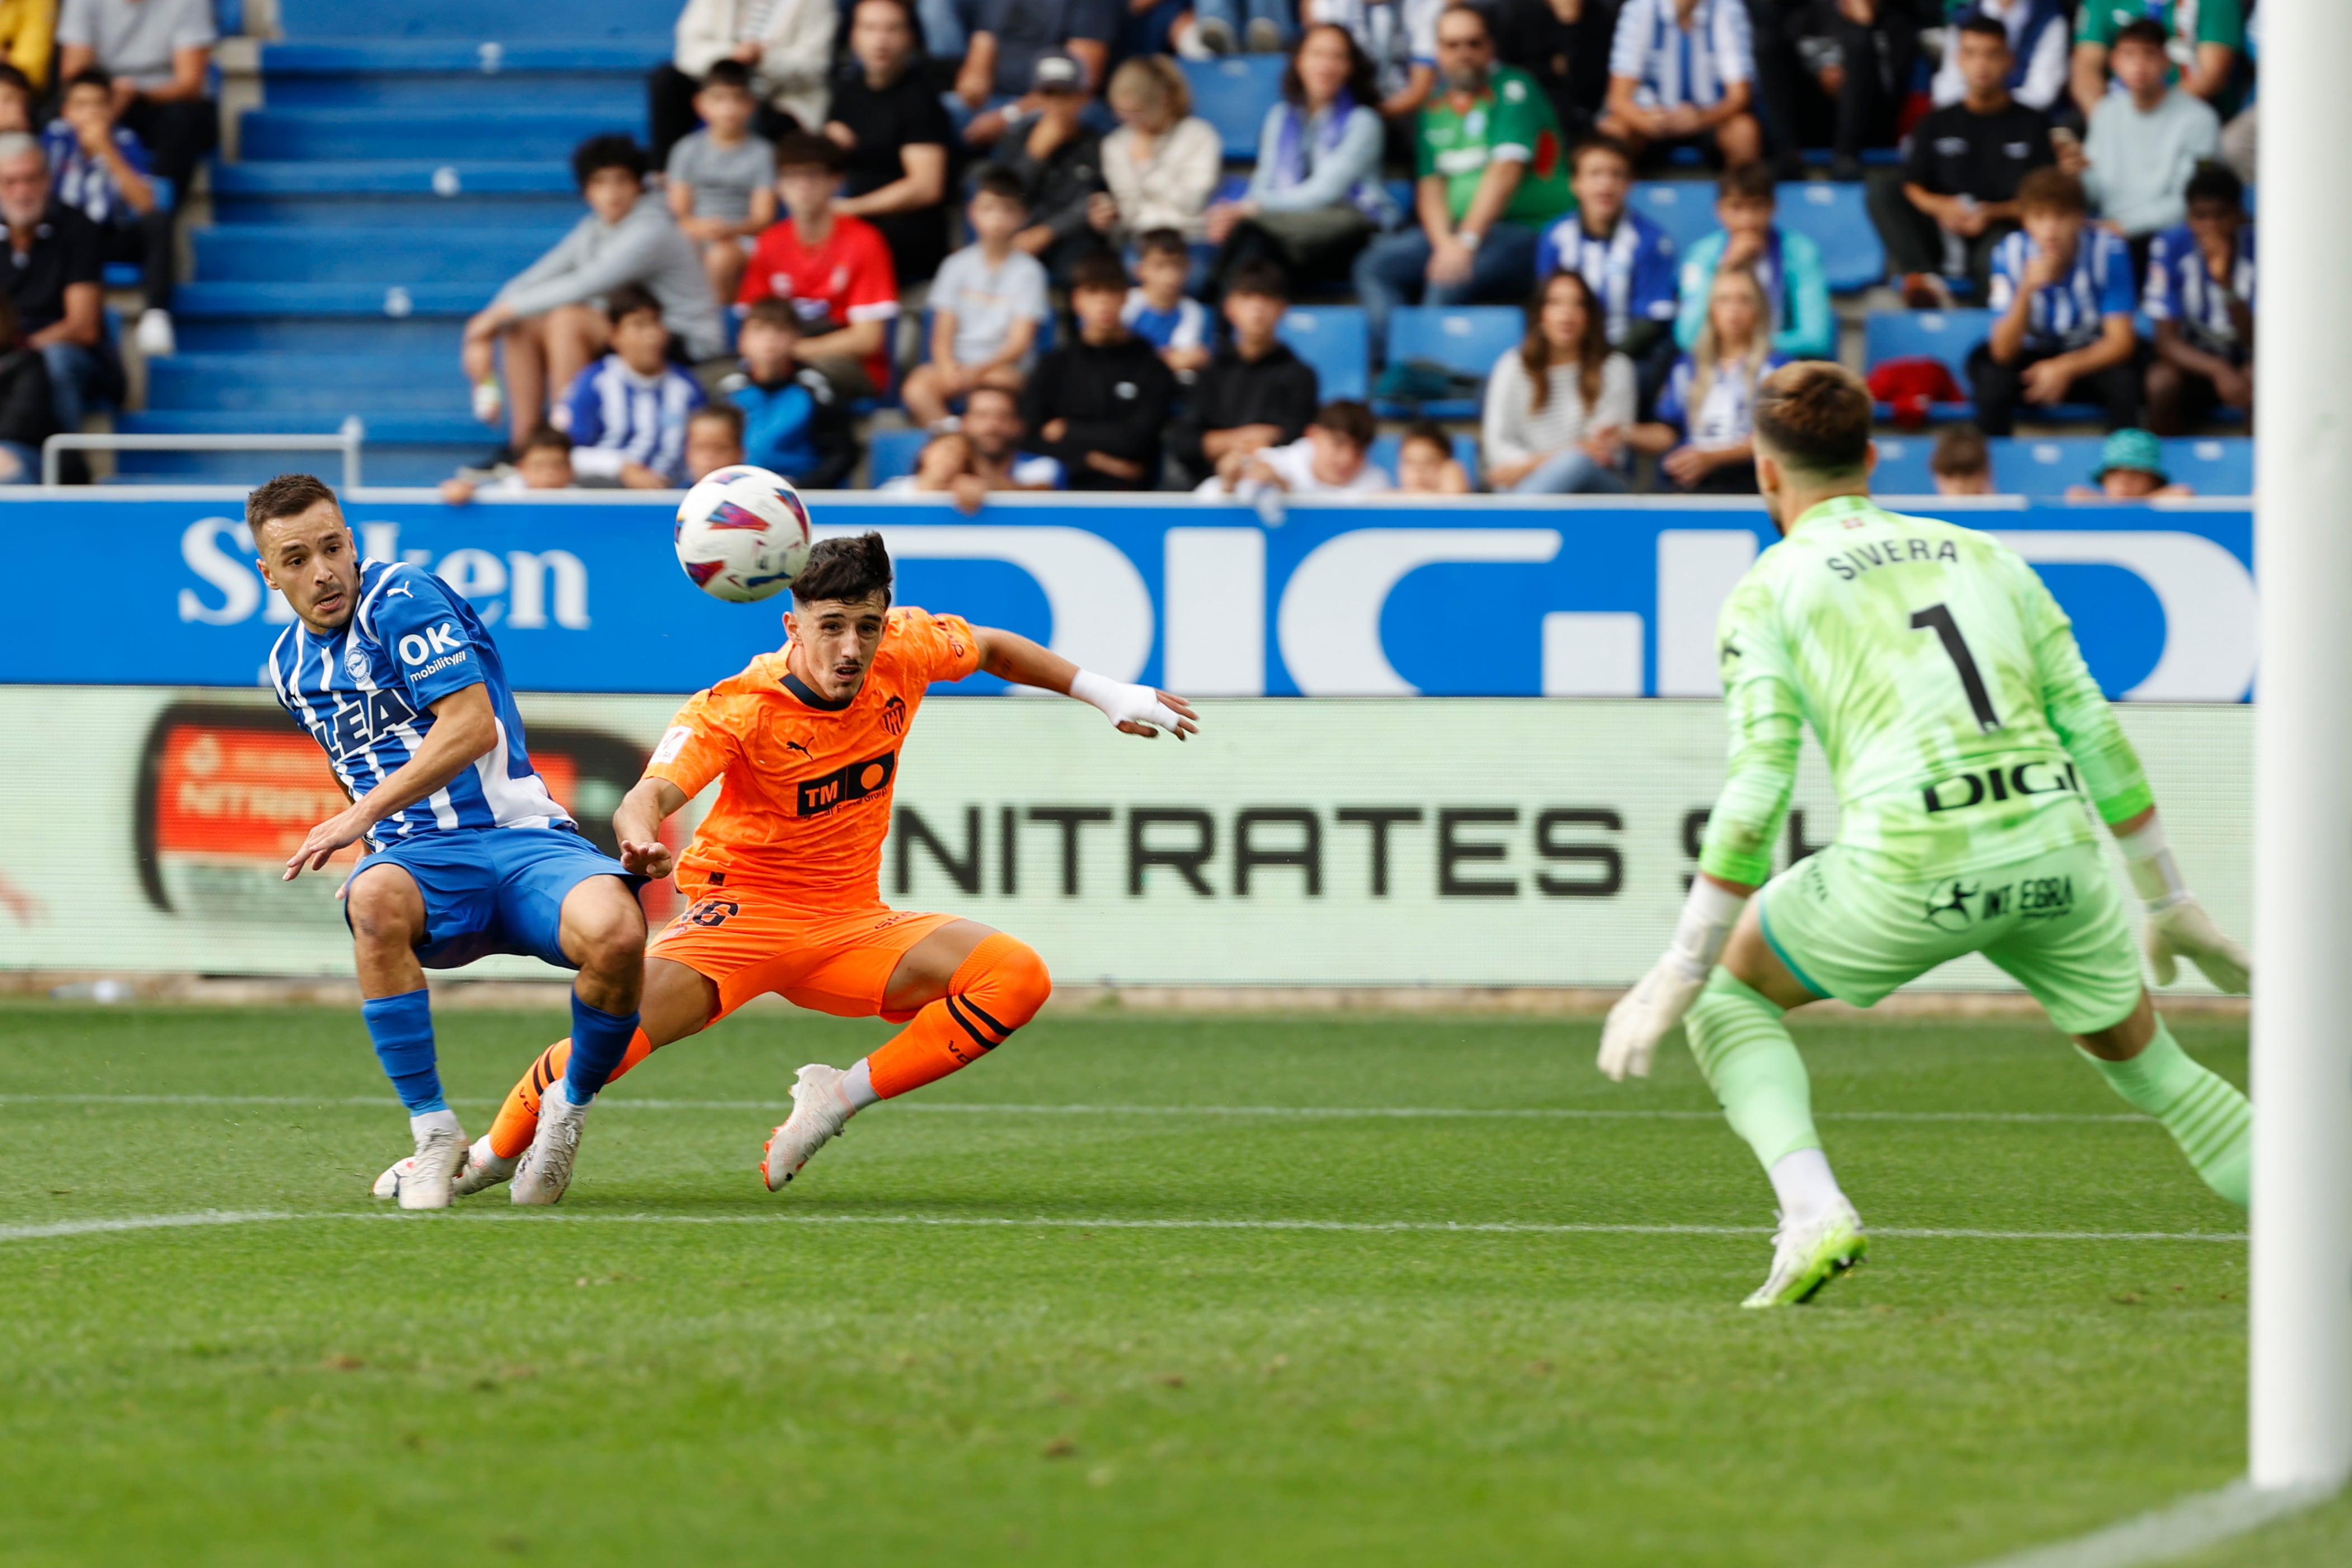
[1068,668,1125,720]
[2116,815,2191,911]
[1666,877,1749,980]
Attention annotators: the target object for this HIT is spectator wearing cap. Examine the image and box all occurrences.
[41,66,176,341]
[998,53,1107,284]
[950,0,1115,147]
[464,135,725,452]
[1929,424,1995,495]
[652,0,835,163]
[0,131,115,445]
[1970,166,2138,436]
[1600,0,1763,169]
[2060,18,2217,272]
[56,0,217,359]
[2068,0,2241,126]
[825,0,954,287]
[1930,0,2067,116]
[738,131,900,399]
[2065,426,2193,499]
[2142,161,2251,436]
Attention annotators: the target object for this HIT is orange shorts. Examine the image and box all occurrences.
[648,872,959,1023]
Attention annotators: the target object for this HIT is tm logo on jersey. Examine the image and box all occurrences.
[797,750,897,817]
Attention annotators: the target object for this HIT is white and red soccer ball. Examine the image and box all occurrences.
[673,465,814,603]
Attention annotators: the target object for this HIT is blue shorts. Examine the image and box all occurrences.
[348,826,642,971]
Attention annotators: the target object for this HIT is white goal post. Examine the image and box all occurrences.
[2251,0,2352,1494]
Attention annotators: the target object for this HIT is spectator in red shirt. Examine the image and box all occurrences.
[738,131,899,398]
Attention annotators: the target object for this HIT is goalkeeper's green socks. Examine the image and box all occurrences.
[2080,1020,2251,1207]
[1685,969,1847,1221]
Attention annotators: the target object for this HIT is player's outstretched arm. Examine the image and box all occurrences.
[2113,807,2251,994]
[972,625,1200,741]
[613,777,689,882]
[282,683,500,880]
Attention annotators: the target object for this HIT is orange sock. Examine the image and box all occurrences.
[865,933,1051,1100]
[486,1028,658,1160]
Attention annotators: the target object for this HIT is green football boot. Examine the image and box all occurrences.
[1742,1205,1869,1309]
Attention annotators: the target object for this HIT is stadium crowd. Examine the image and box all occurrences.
[0,0,2263,493]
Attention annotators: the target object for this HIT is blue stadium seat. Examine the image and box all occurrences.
[1628,180,1716,253]
[868,427,928,485]
[2164,437,2253,494]
[1777,181,1883,292]
[1278,305,1369,402]
[1180,56,1286,160]
[194,223,563,284]
[239,106,631,162]
[208,160,581,227]
[1993,436,2104,494]
[276,0,661,39]
[1379,305,1518,417]
[1869,434,1940,495]
[1366,431,1482,488]
[1865,309,1993,384]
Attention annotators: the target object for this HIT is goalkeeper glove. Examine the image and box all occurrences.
[2117,815,2251,994]
[1599,877,1748,1081]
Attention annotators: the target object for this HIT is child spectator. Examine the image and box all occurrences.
[2065,426,2194,499]
[1199,399,1392,498]
[739,131,900,399]
[685,403,748,481]
[1394,418,1471,493]
[726,296,859,488]
[466,135,724,450]
[827,0,954,287]
[1601,0,1763,168]
[41,67,175,342]
[2067,18,2218,267]
[0,289,55,482]
[1168,261,1321,484]
[664,60,778,306]
[883,384,1064,509]
[1482,269,1634,495]
[1631,265,1783,493]
[1123,228,1213,379]
[1018,247,1178,489]
[1090,56,1222,260]
[551,285,709,488]
[999,54,1107,285]
[1929,424,1996,495]
[2143,162,2252,436]
[1971,166,2138,435]
[1674,160,1832,361]
[1534,136,1681,409]
[440,426,580,504]
[902,165,1050,429]
[651,0,834,160]
[1302,0,1440,128]
[0,64,34,134]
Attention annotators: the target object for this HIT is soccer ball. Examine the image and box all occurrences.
[673,465,814,603]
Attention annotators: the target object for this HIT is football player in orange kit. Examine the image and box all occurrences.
[446,531,1199,1204]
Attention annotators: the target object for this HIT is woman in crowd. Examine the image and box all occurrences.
[1481,269,1635,495]
[1205,23,1399,295]
[1627,265,1784,493]
[825,0,954,286]
[1089,56,1223,282]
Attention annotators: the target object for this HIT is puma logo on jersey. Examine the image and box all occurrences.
[1826,537,1960,580]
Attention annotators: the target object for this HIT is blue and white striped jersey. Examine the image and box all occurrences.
[1533,209,1680,346]
[2142,221,2254,359]
[553,353,707,485]
[1987,225,2137,352]
[1609,0,1755,111]
[265,559,571,846]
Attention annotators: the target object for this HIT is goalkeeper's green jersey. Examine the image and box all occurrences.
[1697,494,2153,886]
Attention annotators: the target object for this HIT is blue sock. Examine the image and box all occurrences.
[562,993,640,1106]
[361,988,444,1115]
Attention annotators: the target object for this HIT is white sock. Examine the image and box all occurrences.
[551,1078,591,1111]
[469,1134,512,1172]
[411,1107,461,1140]
[841,1059,879,1111]
[1766,1147,1847,1226]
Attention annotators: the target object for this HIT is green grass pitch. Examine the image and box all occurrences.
[0,1000,2343,1567]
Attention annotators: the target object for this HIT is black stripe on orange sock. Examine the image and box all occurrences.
[943,994,1000,1052]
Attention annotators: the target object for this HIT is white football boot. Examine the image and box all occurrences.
[1742,1202,1869,1309]
[511,1085,590,1206]
[760,1064,856,1190]
[375,1134,517,1201]
[384,1109,468,1211]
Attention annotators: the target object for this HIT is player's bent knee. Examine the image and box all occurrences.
[345,867,422,947]
[968,933,1051,1032]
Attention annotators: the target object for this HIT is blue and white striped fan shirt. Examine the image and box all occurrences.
[2143,221,2254,359]
[1608,0,1755,111]
[1986,225,2137,353]
[553,354,708,485]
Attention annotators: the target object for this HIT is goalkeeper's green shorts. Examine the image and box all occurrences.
[1755,838,2141,1036]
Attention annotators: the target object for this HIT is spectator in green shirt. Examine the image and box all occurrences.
[1351,2,1572,353]
[2069,0,2242,125]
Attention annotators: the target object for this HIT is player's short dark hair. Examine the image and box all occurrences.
[571,133,649,190]
[1719,160,1776,204]
[606,283,664,327]
[793,531,894,608]
[246,473,343,535]
[970,163,1029,206]
[1753,362,1873,478]
[688,402,746,438]
[1068,248,1132,296]
[1313,399,1375,448]
[1224,259,1289,302]
[1399,418,1451,455]
[2017,166,2087,215]
[773,131,846,174]
[518,424,575,457]
[64,65,113,96]
[1929,424,1990,478]
[1571,134,1634,172]
[2185,160,2244,212]
[700,58,754,93]
[742,296,802,332]
[2113,17,2169,52]
[1953,14,2010,46]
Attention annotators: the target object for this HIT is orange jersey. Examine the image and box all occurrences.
[645,607,982,902]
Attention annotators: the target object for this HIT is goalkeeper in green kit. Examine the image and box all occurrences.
[1601,363,2253,1309]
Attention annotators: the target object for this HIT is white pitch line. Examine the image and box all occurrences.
[0,1209,296,1242]
[0,1093,2146,1125]
[1959,1479,2340,1568]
